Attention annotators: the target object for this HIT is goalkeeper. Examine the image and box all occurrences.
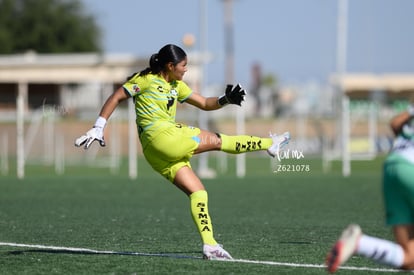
[75,44,290,260]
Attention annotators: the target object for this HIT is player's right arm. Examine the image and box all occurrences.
[390,111,410,136]
[390,105,414,136]
[99,87,130,120]
[75,87,130,149]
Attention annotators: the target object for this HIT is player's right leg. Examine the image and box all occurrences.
[194,130,290,156]
[267,132,291,157]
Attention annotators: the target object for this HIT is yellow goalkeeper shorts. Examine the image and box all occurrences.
[143,123,201,183]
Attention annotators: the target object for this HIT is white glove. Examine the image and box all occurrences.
[75,116,106,149]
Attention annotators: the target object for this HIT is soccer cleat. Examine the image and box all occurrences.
[267,132,291,157]
[203,244,233,260]
[326,224,362,273]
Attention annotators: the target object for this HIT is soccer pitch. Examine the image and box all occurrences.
[0,156,398,274]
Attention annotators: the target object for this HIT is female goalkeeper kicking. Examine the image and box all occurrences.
[75,44,290,260]
[326,105,414,272]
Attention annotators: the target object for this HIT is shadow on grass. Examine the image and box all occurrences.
[7,249,203,260]
[278,241,314,245]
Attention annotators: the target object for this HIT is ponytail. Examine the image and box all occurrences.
[139,53,162,76]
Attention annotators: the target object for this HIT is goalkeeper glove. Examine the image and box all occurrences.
[218,84,246,106]
[75,116,106,149]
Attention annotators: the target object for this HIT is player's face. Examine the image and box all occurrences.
[170,58,188,81]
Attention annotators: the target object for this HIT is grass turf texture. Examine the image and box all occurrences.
[0,156,395,274]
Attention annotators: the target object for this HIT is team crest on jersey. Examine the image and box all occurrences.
[170,89,178,97]
[132,85,140,93]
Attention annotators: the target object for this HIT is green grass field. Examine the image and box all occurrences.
[0,155,398,274]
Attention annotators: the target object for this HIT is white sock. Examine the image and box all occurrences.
[357,234,404,268]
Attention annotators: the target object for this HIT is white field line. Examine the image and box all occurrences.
[232,259,403,272]
[0,242,403,273]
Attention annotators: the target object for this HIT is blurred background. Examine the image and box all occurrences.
[1,0,414,179]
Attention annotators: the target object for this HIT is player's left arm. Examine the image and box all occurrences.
[186,84,246,111]
[186,92,221,111]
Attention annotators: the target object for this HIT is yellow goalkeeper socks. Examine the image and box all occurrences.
[190,190,217,246]
[220,134,272,154]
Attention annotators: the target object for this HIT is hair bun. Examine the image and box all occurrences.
[152,53,159,63]
[149,53,161,72]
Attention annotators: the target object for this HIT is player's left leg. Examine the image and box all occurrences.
[383,156,414,269]
[194,129,290,156]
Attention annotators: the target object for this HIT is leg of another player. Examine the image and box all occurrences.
[393,225,414,269]
[326,224,405,273]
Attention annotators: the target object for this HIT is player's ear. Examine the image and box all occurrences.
[166,62,174,71]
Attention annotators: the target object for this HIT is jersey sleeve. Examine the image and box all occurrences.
[401,119,414,140]
[122,73,144,97]
[177,81,193,103]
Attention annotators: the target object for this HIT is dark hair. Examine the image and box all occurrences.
[138,44,187,76]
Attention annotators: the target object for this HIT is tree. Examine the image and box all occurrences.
[0,0,102,54]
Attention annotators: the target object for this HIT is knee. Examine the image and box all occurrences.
[214,133,222,148]
[400,250,414,270]
[401,259,414,270]
[401,262,414,270]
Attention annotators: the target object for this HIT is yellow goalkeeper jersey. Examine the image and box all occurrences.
[122,73,193,148]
